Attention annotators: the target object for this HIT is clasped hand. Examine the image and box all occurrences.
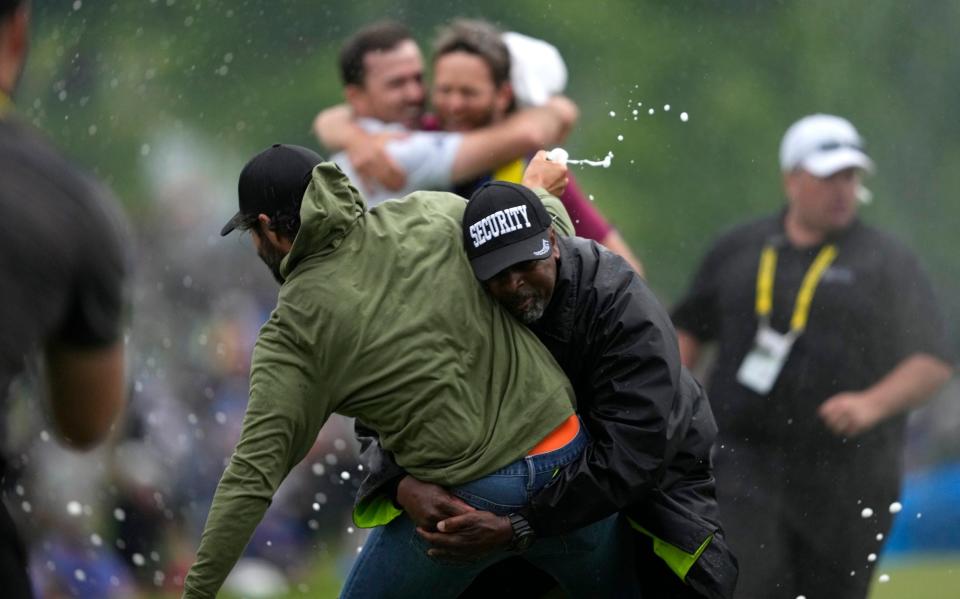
[396,476,514,561]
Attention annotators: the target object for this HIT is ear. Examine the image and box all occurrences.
[257,214,292,251]
[783,171,799,203]
[494,81,514,116]
[344,84,369,113]
[549,227,560,259]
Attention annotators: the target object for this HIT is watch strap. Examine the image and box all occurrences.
[508,512,535,550]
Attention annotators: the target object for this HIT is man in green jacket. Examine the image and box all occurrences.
[182,145,632,598]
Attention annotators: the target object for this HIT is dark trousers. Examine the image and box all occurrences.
[459,533,710,599]
[715,441,898,599]
[458,557,557,598]
[0,500,33,599]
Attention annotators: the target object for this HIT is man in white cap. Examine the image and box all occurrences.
[672,114,954,598]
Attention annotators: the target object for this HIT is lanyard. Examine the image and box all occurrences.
[755,242,838,333]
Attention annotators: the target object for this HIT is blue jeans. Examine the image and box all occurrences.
[450,422,588,515]
[340,424,638,598]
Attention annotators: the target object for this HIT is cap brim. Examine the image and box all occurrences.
[220,211,245,236]
[470,232,552,281]
[803,148,875,178]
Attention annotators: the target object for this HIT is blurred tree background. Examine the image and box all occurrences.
[8,0,958,597]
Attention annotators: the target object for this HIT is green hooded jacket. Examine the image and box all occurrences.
[183,163,576,598]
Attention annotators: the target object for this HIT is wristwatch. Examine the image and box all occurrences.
[507,512,536,551]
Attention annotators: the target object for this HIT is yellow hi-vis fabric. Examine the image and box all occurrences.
[493,159,525,184]
[628,517,713,581]
[0,90,12,119]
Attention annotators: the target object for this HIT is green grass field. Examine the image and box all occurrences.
[868,556,960,599]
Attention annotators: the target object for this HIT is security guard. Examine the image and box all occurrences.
[673,114,954,599]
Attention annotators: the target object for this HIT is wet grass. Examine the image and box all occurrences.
[149,553,960,598]
[868,555,960,599]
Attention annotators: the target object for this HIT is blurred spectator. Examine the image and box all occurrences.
[312,19,577,208]
[672,114,954,599]
[314,19,644,275]
[1,1,129,595]
[430,19,643,274]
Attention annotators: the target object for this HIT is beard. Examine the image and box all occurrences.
[507,290,548,324]
[257,242,286,285]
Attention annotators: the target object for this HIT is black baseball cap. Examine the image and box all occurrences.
[463,181,554,281]
[220,144,324,236]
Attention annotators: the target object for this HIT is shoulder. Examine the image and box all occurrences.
[847,221,912,255]
[709,213,778,256]
[356,118,405,134]
[562,236,644,296]
[265,275,344,349]
[844,220,925,274]
[560,235,605,265]
[1,119,129,253]
[2,120,91,194]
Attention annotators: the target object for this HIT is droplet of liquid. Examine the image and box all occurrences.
[681,112,689,122]
[861,507,874,518]
[888,502,902,514]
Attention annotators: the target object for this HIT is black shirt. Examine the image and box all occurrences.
[673,211,952,466]
[0,116,128,404]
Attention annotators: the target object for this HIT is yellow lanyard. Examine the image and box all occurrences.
[755,242,838,333]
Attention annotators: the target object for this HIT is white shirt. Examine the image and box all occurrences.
[331,118,464,208]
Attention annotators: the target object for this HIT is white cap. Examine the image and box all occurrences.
[502,31,568,108]
[779,114,875,177]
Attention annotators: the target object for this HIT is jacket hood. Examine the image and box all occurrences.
[281,162,366,278]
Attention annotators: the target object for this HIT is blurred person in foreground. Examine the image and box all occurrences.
[672,114,954,599]
[314,19,644,275]
[183,147,635,598]
[0,0,129,596]
[354,182,738,598]
[313,20,576,208]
